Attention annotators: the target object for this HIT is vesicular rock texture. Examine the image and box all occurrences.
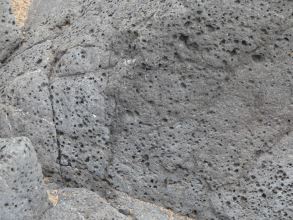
[1,0,293,219]
[0,137,49,220]
[42,188,192,220]
[42,188,129,220]
[0,0,21,63]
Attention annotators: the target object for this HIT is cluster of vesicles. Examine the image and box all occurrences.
[0,0,292,219]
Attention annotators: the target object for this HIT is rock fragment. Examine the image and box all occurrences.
[41,188,128,220]
[0,137,49,220]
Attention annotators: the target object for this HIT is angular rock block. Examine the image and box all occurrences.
[0,69,59,176]
[41,188,127,220]
[0,137,49,220]
[106,190,195,220]
[41,188,193,220]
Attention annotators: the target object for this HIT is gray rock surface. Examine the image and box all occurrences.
[42,187,192,220]
[0,137,49,220]
[106,189,194,220]
[0,69,59,176]
[42,188,128,220]
[1,0,293,219]
[0,0,21,64]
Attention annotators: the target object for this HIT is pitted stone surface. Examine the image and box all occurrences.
[0,137,49,220]
[42,187,194,220]
[106,189,195,220]
[0,0,293,219]
[0,75,59,176]
[0,0,22,63]
[41,188,128,220]
[0,69,59,175]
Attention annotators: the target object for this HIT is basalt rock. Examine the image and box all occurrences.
[42,188,192,220]
[0,137,49,220]
[1,0,293,219]
[42,188,128,220]
[0,0,22,63]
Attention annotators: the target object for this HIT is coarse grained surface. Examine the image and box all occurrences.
[41,188,128,220]
[42,188,193,220]
[0,137,49,220]
[0,0,22,63]
[1,0,293,219]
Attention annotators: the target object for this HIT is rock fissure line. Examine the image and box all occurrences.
[0,40,23,65]
[47,51,66,182]
[1,0,293,219]
[47,84,64,181]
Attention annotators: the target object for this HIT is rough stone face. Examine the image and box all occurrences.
[42,188,128,220]
[1,0,293,219]
[0,68,59,175]
[0,1,60,176]
[106,189,195,220]
[0,0,22,63]
[0,137,49,220]
[42,188,193,220]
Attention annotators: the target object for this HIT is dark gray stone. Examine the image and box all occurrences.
[1,0,293,219]
[106,189,195,220]
[42,187,193,220]
[0,0,22,63]
[0,69,59,175]
[41,188,128,220]
[0,137,49,220]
